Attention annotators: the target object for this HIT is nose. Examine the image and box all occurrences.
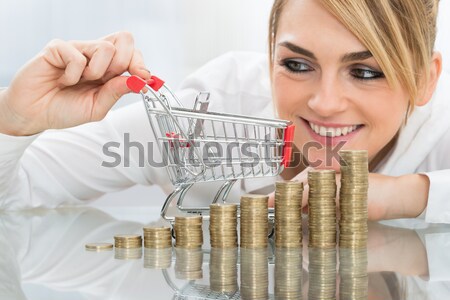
[307,74,348,117]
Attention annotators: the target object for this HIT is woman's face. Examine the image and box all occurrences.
[272,0,409,170]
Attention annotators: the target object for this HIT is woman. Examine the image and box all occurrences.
[0,0,446,222]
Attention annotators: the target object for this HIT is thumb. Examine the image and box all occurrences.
[91,75,131,120]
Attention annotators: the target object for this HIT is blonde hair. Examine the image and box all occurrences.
[268,0,440,112]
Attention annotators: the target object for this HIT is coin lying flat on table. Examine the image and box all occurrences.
[85,242,113,251]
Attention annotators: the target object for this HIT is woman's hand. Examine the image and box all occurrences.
[0,31,150,136]
[269,169,429,221]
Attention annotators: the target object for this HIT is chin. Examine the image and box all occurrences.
[303,151,342,171]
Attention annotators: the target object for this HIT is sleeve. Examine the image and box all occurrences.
[0,101,172,210]
[425,231,450,281]
[422,170,450,223]
[0,52,261,210]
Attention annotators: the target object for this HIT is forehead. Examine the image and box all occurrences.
[277,0,366,53]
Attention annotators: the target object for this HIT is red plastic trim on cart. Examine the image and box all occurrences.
[126,75,146,93]
[126,75,166,93]
[281,124,295,168]
[148,76,165,92]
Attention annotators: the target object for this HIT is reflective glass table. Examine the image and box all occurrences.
[0,206,447,299]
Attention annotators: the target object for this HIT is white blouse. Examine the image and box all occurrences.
[1,51,450,223]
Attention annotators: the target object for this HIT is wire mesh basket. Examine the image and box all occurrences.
[126,75,295,222]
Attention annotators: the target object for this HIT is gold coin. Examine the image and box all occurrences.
[85,242,113,251]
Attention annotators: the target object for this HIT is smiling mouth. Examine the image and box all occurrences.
[301,118,364,138]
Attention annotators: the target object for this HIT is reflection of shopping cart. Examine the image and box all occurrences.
[126,75,295,223]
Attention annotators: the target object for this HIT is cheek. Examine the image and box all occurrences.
[272,71,307,120]
[363,95,407,142]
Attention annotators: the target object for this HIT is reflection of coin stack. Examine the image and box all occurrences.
[240,248,269,300]
[209,248,238,293]
[143,226,172,249]
[275,181,303,248]
[144,248,172,269]
[175,216,203,249]
[339,150,369,249]
[175,247,203,280]
[209,203,238,248]
[115,248,143,260]
[240,194,268,249]
[275,248,303,300]
[308,248,337,300]
[308,170,337,248]
[339,248,368,300]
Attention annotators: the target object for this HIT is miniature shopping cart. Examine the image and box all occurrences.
[126,75,295,223]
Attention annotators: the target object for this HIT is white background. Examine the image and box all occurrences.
[0,0,448,212]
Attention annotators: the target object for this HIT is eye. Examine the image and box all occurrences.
[281,59,313,73]
[350,67,385,80]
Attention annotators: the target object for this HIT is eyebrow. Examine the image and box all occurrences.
[341,50,373,63]
[279,41,317,60]
[278,41,373,62]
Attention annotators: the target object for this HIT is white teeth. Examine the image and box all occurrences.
[308,121,359,137]
[342,127,348,135]
[319,126,327,136]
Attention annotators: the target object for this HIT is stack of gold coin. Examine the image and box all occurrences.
[114,234,142,248]
[174,216,203,249]
[240,248,269,300]
[308,248,337,300]
[144,248,172,269]
[275,248,303,299]
[308,170,337,248]
[143,226,172,249]
[209,203,238,248]
[339,150,369,249]
[240,194,269,249]
[115,248,142,260]
[175,247,203,280]
[275,181,303,248]
[339,248,368,300]
[209,248,238,293]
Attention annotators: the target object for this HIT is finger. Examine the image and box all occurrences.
[292,166,314,182]
[129,49,151,80]
[89,75,131,121]
[71,40,116,81]
[43,39,87,86]
[102,31,135,79]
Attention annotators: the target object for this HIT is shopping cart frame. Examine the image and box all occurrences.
[126,75,295,224]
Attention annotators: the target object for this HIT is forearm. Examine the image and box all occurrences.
[385,174,429,220]
[0,88,19,136]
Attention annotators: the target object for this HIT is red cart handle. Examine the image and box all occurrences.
[126,75,165,93]
[281,124,295,168]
